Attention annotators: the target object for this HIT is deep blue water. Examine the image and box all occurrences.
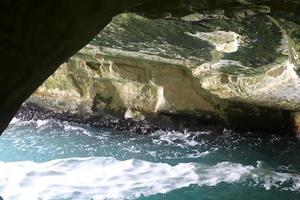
[1,118,300,199]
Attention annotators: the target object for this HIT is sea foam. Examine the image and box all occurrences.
[0,157,300,200]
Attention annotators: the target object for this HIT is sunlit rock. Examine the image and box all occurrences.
[26,12,300,133]
[187,31,241,53]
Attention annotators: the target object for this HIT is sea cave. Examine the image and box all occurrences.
[0,0,300,199]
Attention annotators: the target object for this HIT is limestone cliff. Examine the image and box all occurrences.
[27,13,300,133]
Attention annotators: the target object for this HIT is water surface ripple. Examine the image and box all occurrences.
[0,119,300,199]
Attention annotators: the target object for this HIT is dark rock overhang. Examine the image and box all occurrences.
[130,0,300,18]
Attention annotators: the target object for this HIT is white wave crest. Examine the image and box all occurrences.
[1,157,300,200]
[152,130,209,147]
[0,157,197,200]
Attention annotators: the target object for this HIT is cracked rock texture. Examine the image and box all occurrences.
[29,12,300,133]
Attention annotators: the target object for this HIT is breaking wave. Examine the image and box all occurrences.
[1,157,300,200]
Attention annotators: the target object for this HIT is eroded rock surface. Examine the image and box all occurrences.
[28,12,300,133]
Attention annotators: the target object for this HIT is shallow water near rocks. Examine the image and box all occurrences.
[1,119,300,199]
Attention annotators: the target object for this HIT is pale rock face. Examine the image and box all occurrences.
[187,31,241,53]
[293,112,300,137]
[29,13,300,131]
[124,109,145,121]
[31,45,215,117]
[197,60,300,110]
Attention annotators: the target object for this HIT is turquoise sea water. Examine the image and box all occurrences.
[1,118,300,199]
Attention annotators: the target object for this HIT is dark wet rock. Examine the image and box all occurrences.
[16,103,223,134]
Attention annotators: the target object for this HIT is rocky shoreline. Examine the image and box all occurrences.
[16,103,224,134]
[16,102,299,136]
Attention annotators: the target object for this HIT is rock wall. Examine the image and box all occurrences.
[29,46,215,119]
[27,13,300,134]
